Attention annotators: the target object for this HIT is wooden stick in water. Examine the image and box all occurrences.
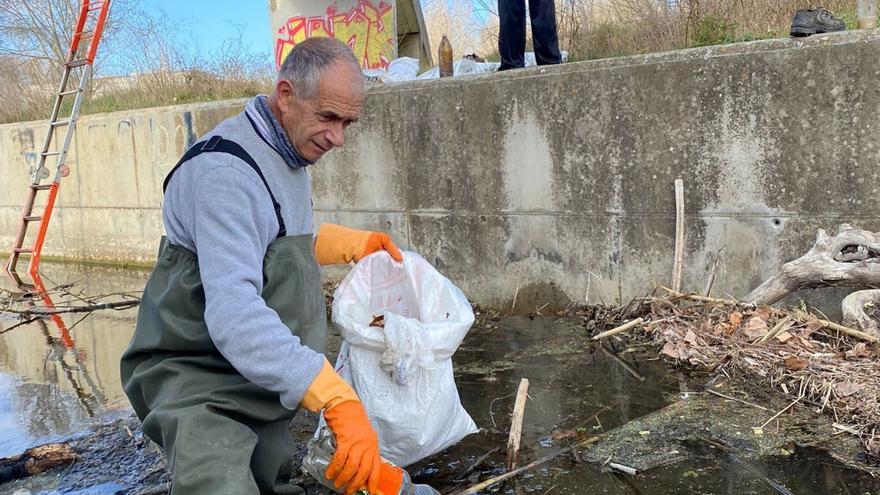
[506,378,530,470]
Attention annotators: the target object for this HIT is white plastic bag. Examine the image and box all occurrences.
[330,250,478,466]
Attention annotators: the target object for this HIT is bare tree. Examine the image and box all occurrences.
[423,0,485,57]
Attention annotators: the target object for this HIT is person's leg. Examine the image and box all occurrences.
[143,403,262,495]
[499,0,527,70]
[529,0,562,65]
[250,418,306,495]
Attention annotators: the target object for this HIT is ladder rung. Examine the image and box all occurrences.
[50,119,71,127]
[66,60,88,68]
[24,216,42,222]
[30,184,53,190]
[59,89,80,96]
[42,151,62,156]
[12,247,34,254]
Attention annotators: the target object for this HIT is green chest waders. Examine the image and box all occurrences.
[120,137,326,494]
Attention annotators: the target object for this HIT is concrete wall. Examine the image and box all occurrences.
[2,30,880,309]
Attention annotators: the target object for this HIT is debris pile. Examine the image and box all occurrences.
[640,289,880,457]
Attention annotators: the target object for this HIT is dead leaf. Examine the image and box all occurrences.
[369,314,385,328]
[775,331,793,343]
[845,342,870,359]
[783,356,808,370]
[754,306,773,321]
[805,318,824,333]
[742,317,769,340]
[729,311,743,328]
[836,381,863,397]
[684,329,698,345]
[661,342,680,359]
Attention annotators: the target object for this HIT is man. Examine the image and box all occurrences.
[121,38,428,495]
[498,0,562,71]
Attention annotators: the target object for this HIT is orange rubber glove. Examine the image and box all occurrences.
[302,359,384,494]
[377,462,405,495]
[315,223,403,265]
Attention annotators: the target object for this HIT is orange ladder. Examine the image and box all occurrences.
[5,0,112,276]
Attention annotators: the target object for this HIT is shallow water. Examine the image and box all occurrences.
[1,262,879,494]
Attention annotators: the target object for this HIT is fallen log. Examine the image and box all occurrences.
[0,443,78,482]
[744,224,880,306]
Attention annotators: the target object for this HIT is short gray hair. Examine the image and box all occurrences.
[278,37,362,100]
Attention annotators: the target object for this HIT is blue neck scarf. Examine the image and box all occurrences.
[245,95,314,169]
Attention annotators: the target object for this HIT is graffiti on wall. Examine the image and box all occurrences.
[274,0,395,70]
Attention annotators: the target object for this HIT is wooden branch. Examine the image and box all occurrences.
[792,310,879,343]
[759,397,801,429]
[704,250,721,297]
[592,318,645,340]
[609,462,638,476]
[507,378,530,471]
[706,389,771,411]
[0,443,78,482]
[600,345,645,381]
[2,299,140,317]
[659,286,740,306]
[745,224,880,305]
[841,289,880,337]
[672,179,685,292]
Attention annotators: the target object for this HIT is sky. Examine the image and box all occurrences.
[139,0,275,60]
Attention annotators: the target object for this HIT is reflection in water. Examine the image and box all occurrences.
[0,262,145,457]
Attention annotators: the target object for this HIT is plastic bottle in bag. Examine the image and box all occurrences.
[302,426,440,495]
[438,35,453,78]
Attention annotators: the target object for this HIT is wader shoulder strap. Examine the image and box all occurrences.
[163,135,287,238]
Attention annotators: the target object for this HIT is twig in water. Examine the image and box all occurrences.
[453,447,499,482]
[600,345,645,381]
[5,299,139,316]
[507,378,530,470]
[488,393,513,429]
[449,437,601,495]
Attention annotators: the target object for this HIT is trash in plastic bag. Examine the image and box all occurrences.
[302,425,440,495]
[363,51,569,83]
[330,250,478,467]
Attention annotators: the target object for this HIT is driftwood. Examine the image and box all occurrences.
[744,224,880,336]
[842,290,880,337]
[0,443,78,482]
[744,224,880,305]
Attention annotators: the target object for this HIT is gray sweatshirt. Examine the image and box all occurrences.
[162,111,324,411]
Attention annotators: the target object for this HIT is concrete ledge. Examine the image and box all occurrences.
[3,30,880,309]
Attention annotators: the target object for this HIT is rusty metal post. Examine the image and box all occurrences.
[858,0,878,29]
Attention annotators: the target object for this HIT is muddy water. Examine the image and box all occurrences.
[2,262,880,494]
[0,262,146,458]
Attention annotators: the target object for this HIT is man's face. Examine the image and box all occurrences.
[277,61,364,162]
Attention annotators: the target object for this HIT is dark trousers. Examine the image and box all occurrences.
[498,0,562,70]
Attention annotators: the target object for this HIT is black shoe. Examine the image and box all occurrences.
[790,8,845,37]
